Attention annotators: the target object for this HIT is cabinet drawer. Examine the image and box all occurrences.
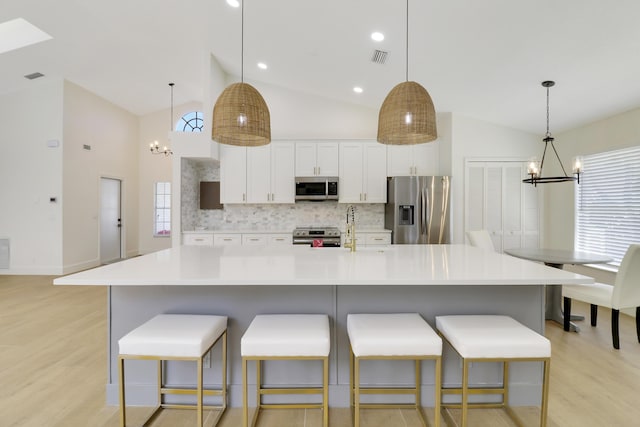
[269,234,292,245]
[242,234,268,245]
[365,233,391,245]
[214,234,242,246]
[183,234,214,246]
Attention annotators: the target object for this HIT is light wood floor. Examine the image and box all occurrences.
[2,275,639,427]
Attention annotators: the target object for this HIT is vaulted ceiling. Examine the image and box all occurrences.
[3,0,640,135]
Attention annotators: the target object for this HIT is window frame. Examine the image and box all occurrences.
[153,182,171,237]
[575,146,640,267]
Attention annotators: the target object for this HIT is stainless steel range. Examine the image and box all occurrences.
[292,227,341,247]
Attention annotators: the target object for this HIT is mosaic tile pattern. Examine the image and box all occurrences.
[181,159,384,231]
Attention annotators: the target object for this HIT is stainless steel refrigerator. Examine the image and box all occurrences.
[385,176,451,244]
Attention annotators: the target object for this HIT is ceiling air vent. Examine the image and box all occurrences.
[24,72,45,80]
[371,49,388,64]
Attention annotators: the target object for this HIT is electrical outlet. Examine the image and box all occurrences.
[203,351,211,369]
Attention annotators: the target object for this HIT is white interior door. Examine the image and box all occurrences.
[100,178,121,264]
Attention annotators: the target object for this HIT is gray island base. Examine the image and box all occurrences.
[54,244,593,408]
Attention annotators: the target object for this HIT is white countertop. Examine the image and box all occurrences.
[54,244,594,287]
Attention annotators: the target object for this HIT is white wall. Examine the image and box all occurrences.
[138,101,201,254]
[0,80,64,274]
[62,81,140,273]
[450,114,540,243]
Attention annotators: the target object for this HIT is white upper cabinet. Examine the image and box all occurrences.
[386,142,439,176]
[268,142,295,203]
[221,142,295,204]
[220,145,247,203]
[295,142,339,177]
[339,141,387,203]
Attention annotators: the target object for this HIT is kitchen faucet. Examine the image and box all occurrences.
[344,205,356,252]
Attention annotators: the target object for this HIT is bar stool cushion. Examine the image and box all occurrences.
[118,314,228,358]
[435,315,550,359]
[347,313,442,357]
[241,314,330,357]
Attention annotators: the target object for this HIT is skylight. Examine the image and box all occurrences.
[0,18,52,55]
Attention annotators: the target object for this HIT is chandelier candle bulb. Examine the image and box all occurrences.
[573,156,583,174]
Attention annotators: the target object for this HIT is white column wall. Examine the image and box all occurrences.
[0,80,64,274]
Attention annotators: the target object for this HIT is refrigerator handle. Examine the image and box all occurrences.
[422,186,429,238]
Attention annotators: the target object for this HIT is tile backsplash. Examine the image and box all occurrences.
[181,158,384,231]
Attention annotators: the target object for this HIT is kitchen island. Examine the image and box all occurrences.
[54,244,593,408]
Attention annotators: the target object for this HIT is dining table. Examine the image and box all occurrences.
[503,247,612,332]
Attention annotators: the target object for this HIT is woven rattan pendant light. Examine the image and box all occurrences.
[377,0,437,145]
[212,0,271,146]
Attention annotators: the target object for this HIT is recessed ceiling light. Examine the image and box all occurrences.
[226,0,240,8]
[257,62,268,70]
[353,87,363,94]
[371,32,384,42]
[0,18,52,55]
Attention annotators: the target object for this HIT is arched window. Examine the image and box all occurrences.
[176,111,203,132]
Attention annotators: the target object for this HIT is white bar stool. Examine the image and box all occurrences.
[347,313,442,427]
[435,315,551,427]
[118,314,228,427]
[241,314,330,427]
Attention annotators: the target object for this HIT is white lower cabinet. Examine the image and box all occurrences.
[364,233,392,245]
[269,234,292,245]
[180,232,292,247]
[341,231,391,247]
[214,234,242,246]
[182,233,214,246]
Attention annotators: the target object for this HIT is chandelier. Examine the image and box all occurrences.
[523,81,581,186]
[150,83,174,156]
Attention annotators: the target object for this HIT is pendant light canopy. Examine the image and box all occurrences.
[212,0,271,147]
[377,0,437,145]
[522,81,581,186]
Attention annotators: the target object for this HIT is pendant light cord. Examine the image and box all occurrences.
[169,82,174,131]
[405,0,409,82]
[546,85,551,137]
[241,0,244,83]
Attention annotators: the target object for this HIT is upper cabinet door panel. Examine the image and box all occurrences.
[246,145,271,203]
[294,142,317,176]
[315,142,339,176]
[270,142,295,203]
[220,145,247,204]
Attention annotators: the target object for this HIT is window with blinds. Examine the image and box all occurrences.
[154,182,171,237]
[575,146,640,266]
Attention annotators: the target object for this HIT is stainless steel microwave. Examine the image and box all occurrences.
[295,177,339,201]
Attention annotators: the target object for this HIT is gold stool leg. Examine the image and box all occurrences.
[323,356,329,427]
[354,356,360,427]
[434,357,441,427]
[461,359,469,427]
[503,361,510,407]
[197,357,203,427]
[222,331,228,407]
[242,358,248,427]
[540,359,550,427]
[256,360,262,416]
[118,357,126,427]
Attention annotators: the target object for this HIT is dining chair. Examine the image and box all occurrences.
[466,230,495,251]
[562,244,640,349]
